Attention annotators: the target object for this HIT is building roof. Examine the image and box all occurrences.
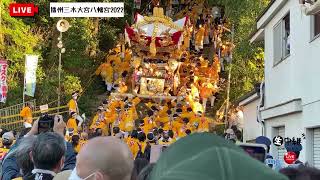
[249,0,276,42]
[256,0,276,22]
[235,83,261,106]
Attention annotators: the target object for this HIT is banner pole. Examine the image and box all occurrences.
[23,55,26,105]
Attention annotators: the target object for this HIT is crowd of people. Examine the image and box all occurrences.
[0,119,319,180]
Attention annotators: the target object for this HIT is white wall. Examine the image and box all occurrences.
[264,0,296,109]
[261,0,320,165]
[264,113,305,162]
[264,0,320,108]
[242,98,262,142]
[263,0,320,130]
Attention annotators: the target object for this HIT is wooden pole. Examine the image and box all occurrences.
[224,24,234,129]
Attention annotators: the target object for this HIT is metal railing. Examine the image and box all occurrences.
[0,100,69,130]
[0,100,36,130]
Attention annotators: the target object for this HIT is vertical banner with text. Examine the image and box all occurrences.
[0,60,8,103]
[24,55,39,97]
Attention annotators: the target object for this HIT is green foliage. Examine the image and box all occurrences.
[63,75,83,95]
[0,0,133,115]
[208,0,269,101]
[0,0,42,106]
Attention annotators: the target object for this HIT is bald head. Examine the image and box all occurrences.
[76,137,133,180]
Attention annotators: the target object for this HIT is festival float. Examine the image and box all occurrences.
[122,6,189,99]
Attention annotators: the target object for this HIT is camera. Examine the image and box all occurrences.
[38,114,55,134]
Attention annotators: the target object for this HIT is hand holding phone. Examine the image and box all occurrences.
[38,115,55,134]
[53,115,66,137]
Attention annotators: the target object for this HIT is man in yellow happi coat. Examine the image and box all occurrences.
[143,110,156,134]
[197,115,211,133]
[68,92,84,128]
[90,106,108,135]
[95,61,114,92]
[20,102,33,128]
[119,104,136,132]
[195,24,205,52]
[67,112,79,134]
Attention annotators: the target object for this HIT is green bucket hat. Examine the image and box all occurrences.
[150,133,288,180]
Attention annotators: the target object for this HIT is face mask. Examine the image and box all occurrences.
[69,168,95,180]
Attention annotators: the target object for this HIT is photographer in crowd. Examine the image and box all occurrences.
[1,115,76,180]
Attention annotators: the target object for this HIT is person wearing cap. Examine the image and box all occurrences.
[20,102,33,128]
[68,92,84,128]
[256,136,275,168]
[90,106,108,135]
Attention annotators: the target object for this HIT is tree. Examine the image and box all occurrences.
[208,0,269,101]
[0,0,135,117]
[0,0,43,106]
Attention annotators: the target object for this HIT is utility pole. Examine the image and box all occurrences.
[224,24,234,129]
[58,32,62,112]
[56,19,70,112]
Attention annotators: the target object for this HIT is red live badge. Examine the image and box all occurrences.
[284,151,297,164]
[9,3,39,17]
